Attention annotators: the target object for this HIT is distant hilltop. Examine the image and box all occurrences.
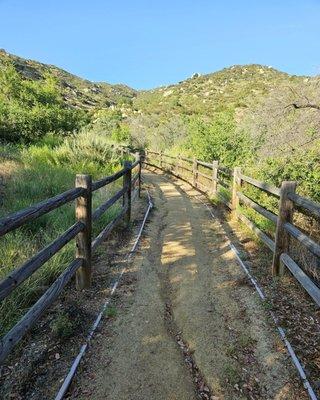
[0,49,137,109]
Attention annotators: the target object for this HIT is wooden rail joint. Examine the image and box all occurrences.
[211,160,218,196]
[123,161,132,225]
[193,158,198,188]
[272,181,297,276]
[134,152,142,198]
[232,167,242,214]
[75,174,92,290]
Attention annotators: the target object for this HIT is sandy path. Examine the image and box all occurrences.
[71,171,306,400]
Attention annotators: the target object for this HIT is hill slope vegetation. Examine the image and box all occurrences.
[0,50,319,201]
[131,64,320,158]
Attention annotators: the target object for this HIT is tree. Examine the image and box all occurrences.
[184,111,253,166]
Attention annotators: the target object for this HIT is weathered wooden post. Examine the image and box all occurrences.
[231,167,242,213]
[75,174,92,290]
[211,160,219,196]
[123,160,132,225]
[272,181,297,276]
[142,149,146,167]
[135,152,142,198]
[140,149,145,166]
[193,158,198,188]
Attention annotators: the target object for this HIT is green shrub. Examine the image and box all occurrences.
[0,59,89,143]
[248,144,320,202]
[105,306,117,318]
[183,111,254,167]
[51,312,75,339]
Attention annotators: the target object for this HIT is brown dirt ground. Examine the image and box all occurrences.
[69,170,308,400]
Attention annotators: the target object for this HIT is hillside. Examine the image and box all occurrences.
[0,49,136,109]
[130,65,320,159]
[1,49,319,158]
[0,50,319,192]
[133,65,299,116]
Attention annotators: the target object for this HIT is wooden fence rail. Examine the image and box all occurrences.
[0,155,142,364]
[143,150,320,308]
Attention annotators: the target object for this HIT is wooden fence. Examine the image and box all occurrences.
[144,150,320,308]
[0,154,142,364]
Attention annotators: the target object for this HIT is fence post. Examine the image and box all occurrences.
[212,160,219,196]
[193,158,198,188]
[135,152,142,198]
[272,181,297,276]
[75,174,92,290]
[231,167,242,213]
[123,160,132,225]
[140,149,146,166]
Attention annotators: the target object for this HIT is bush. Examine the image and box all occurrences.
[0,59,89,142]
[183,111,254,166]
[51,312,74,339]
[245,142,320,203]
[89,109,132,146]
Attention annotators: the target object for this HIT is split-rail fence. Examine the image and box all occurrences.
[1,148,320,365]
[0,154,142,364]
[144,150,320,308]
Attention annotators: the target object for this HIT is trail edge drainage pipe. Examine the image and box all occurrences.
[55,190,153,400]
[197,195,318,400]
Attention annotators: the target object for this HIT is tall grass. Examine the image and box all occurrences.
[0,130,126,336]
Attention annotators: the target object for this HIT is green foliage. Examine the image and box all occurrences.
[0,51,136,111]
[90,109,123,133]
[105,306,117,318]
[0,130,126,336]
[246,142,320,203]
[0,58,88,142]
[35,132,64,148]
[183,111,254,166]
[89,109,132,145]
[51,312,75,338]
[111,125,131,143]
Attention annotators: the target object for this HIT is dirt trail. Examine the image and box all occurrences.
[71,171,306,400]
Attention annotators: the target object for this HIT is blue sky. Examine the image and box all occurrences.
[0,0,319,89]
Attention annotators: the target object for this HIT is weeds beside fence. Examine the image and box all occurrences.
[0,154,142,364]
